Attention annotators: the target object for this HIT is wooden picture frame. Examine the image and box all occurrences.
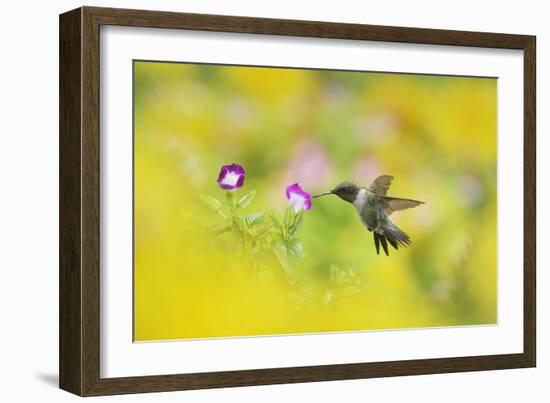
[59,6,536,396]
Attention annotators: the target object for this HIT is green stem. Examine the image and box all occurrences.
[226,190,236,213]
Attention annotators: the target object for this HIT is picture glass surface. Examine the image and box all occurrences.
[133,61,497,342]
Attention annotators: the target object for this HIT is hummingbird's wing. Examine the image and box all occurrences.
[369,175,394,196]
[382,196,424,215]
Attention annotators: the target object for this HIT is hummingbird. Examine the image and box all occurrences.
[313,175,424,256]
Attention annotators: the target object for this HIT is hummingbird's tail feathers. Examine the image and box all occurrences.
[385,235,399,250]
[373,232,389,256]
[373,231,391,256]
[384,222,411,248]
[373,222,411,256]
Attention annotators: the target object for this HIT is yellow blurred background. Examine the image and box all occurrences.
[133,61,497,341]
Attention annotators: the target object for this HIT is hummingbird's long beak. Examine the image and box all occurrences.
[312,191,333,198]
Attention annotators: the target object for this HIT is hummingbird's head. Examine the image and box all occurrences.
[313,182,359,203]
[331,182,360,203]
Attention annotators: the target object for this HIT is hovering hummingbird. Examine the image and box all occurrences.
[313,176,424,256]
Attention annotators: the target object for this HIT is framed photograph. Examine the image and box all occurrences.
[59,6,536,396]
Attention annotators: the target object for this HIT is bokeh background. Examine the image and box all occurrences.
[133,61,497,341]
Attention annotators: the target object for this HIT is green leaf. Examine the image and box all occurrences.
[237,190,256,209]
[200,194,227,217]
[272,239,287,256]
[322,289,334,305]
[289,282,316,309]
[208,224,232,236]
[242,212,265,226]
[287,238,304,258]
[289,211,304,235]
[252,223,273,239]
[272,240,290,273]
[269,210,284,230]
[341,285,366,297]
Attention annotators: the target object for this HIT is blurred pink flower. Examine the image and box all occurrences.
[354,113,400,146]
[353,157,382,183]
[282,139,332,190]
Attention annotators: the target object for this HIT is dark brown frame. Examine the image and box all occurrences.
[60,6,536,396]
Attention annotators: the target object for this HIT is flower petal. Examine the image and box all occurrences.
[217,163,246,190]
[235,173,245,188]
[217,166,229,183]
[227,163,245,176]
[285,182,312,212]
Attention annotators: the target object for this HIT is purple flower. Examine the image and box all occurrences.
[285,183,312,212]
[217,163,245,191]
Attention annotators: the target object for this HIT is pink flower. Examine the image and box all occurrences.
[283,140,332,189]
[285,183,312,212]
[217,163,245,191]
